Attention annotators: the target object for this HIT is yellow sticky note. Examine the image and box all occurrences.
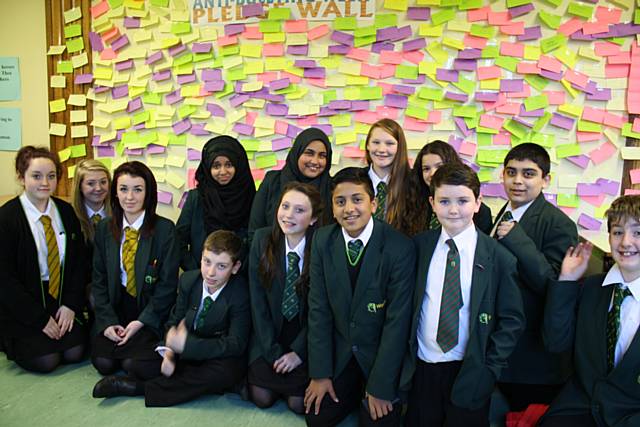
[240,44,262,58]
[72,52,88,68]
[384,0,408,11]
[47,45,66,55]
[70,110,87,123]
[64,7,82,23]
[335,131,357,145]
[49,99,66,113]
[49,123,67,136]
[166,171,185,189]
[91,117,110,128]
[58,147,71,162]
[50,75,66,88]
[166,155,186,168]
[71,126,88,139]
[68,94,87,106]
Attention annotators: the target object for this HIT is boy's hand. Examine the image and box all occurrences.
[366,393,394,421]
[273,352,302,374]
[304,378,338,415]
[166,320,188,354]
[559,242,593,281]
[496,220,516,239]
[160,349,176,377]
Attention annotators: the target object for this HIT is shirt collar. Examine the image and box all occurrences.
[438,222,477,254]
[342,216,374,248]
[85,203,106,218]
[20,192,53,223]
[285,235,306,261]
[201,280,226,301]
[122,211,145,231]
[602,264,640,302]
[368,165,389,189]
[504,199,535,222]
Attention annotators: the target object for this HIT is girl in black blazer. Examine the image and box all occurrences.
[412,140,493,234]
[90,161,179,390]
[176,135,255,271]
[0,146,87,373]
[248,182,324,414]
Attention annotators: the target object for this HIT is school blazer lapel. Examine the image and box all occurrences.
[271,252,286,333]
[413,231,439,317]
[184,278,204,330]
[592,285,613,374]
[468,233,491,336]
[351,223,384,316]
[134,233,152,303]
[330,228,353,310]
[106,231,122,295]
[515,193,546,232]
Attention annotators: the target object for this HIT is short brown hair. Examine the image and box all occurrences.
[431,163,481,199]
[203,230,243,263]
[606,195,640,232]
[15,146,61,179]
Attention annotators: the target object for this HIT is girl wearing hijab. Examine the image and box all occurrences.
[176,136,256,272]
[248,128,332,241]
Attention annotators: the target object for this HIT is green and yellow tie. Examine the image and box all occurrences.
[282,252,301,321]
[374,181,387,221]
[41,215,60,299]
[437,239,462,353]
[122,227,139,297]
[607,284,632,371]
[91,213,102,228]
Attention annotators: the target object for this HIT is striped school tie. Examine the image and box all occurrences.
[347,239,364,267]
[40,215,60,299]
[607,284,633,371]
[91,213,101,228]
[436,239,463,353]
[122,227,139,297]
[282,252,300,321]
[374,181,387,221]
[196,296,213,330]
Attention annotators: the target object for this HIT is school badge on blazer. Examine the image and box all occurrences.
[479,313,492,324]
[367,300,386,313]
[145,259,159,285]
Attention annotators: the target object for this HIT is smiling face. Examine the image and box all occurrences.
[81,170,109,211]
[430,184,481,237]
[297,140,328,179]
[332,182,377,238]
[367,127,398,177]
[210,155,236,186]
[421,153,445,187]
[116,174,146,223]
[610,217,640,282]
[277,189,316,242]
[21,157,57,210]
[502,159,550,209]
[201,249,240,292]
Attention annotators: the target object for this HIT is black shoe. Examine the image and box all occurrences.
[92,375,139,398]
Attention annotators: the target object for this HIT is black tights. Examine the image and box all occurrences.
[16,344,85,373]
[249,384,304,414]
[91,356,160,380]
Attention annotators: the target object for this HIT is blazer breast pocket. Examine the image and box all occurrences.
[365,289,386,314]
[143,261,159,293]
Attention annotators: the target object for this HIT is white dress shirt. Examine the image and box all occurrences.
[85,203,107,220]
[368,166,389,197]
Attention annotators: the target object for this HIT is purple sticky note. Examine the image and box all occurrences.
[436,68,459,82]
[475,92,499,102]
[329,100,351,110]
[331,31,354,46]
[391,26,412,42]
[157,191,173,205]
[402,38,426,51]
[596,178,620,195]
[519,104,544,117]
[229,94,250,108]
[165,90,184,105]
[350,101,370,111]
[549,113,575,130]
[376,27,397,42]
[206,103,226,117]
[242,3,264,18]
[172,118,192,135]
[402,74,425,84]
[204,80,225,92]
[392,85,415,95]
[272,137,292,151]
[187,149,202,161]
[372,41,395,54]
[286,125,303,138]
[407,7,431,20]
[287,45,308,55]
[74,73,93,84]
[225,23,245,36]
[314,124,333,135]
[133,123,145,131]
[539,69,563,81]
[147,144,166,155]
[146,51,163,65]
[233,123,254,136]
[577,183,602,196]
[384,94,408,108]
[295,60,317,68]
[544,193,557,206]
[190,124,210,136]
[177,73,196,85]
[192,42,212,53]
[453,59,477,71]
[112,85,129,99]
[115,59,134,71]
[514,117,533,128]
[96,145,115,157]
[270,78,290,91]
[318,107,337,117]
[89,32,103,52]
[201,69,222,81]
[124,17,140,28]
[304,68,325,79]
[125,148,144,156]
[266,103,288,116]
[454,117,472,137]
[127,97,142,113]
[458,48,482,59]
[500,79,524,92]
[168,44,187,57]
[91,136,101,147]
[567,155,590,169]
[577,213,602,231]
[517,26,542,41]
[445,92,468,102]
[94,85,110,94]
[153,70,172,82]
[448,135,463,151]
[481,183,508,199]
[328,44,350,55]
[509,3,534,18]
[586,88,611,101]
[111,35,129,52]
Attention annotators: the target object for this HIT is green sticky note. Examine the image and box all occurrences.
[66,37,84,54]
[440,0,460,6]
[359,87,383,100]
[453,106,477,118]
[171,22,192,35]
[268,7,291,20]
[64,24,81,39]
[140,131,158,145]
[274,84,298,95]
[121,131,139,146]
[354,35,376,48]
[418,87,444,101]
[169,134,187,146]
[115,140,125,157]
[149,0,168,5]
[507,0,531,6]
[354,25,376,38]
[464,115,479,130]
[622,123,640,139]
[241,139,260,152]
[533,112,552,132]
[524,95,549,111]
[334,17,357,30]
[503,119,528,139]
[531,132,555,148]
[174,53,193,67]
[539,11,561,30]
[431,9,456,25]
[220,45,239,56]
[255,153,278,169]
[495,56,518,72]
[577,121,602,133]
[395,65,418,80]
[477,169,493,182]
[374,14,397,28]
[477,148,509,164]
[542,0,562,6]
[70,144,86,158]
[178,105,197,119]
[477,133,493,146]
[108,0,124,7]
[453,76,475,95]
[259,20,281,33]
[556,143,581,158]
[133,111,150,125]
[557,194,580,208]
[323,90,337,104]
[567,2,594,20]
[57,61,73,74]
[525,75,549,92]
[635,10,640,25]
[481,46,499,58]
[142,92,162,105]
[470,24,495,39]
[540,34,566,53]
[406,106,429,120]
[226,68,246,81]
[194,52,214,63]
[459,0,482,9]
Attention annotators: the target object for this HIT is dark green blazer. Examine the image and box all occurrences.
[308,220,415,401]
[400,228,525,410]
[248,171,282,242]
[248,227,308,365]
[166,269,250,361]
[494,192,578,385]
[543,275,640,426]
[0,197,87,337]
[91,216,179,337]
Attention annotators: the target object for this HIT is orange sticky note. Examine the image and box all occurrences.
[467,6,489,22]
[242,26,263,40]
[517,62,540,74]
[284,20,307,33]
[379,50,403,65]
[308,24,330,40]
[218,35,238,46]
[487,11,510,25]
[477,65,501,80]
[500,22,525,36]
[90,0,109,18]
[263,43,284,56]
[347,48,370,62]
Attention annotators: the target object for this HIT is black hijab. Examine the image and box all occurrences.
[196,135,256,234]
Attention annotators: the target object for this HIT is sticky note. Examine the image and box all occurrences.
[49,99,66,113]
[49,123,67,136]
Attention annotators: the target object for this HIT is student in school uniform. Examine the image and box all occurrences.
[491,143,578,411]
[0,146,87,373]
[413,140,493,234]
[248,182,323,414]
[248,127,333,240]
[176,135,255,272]
[363,118,423,236]
[539,195,640,427]
[304,167,415,427]
[90,161,179,392]
[402,163,525,427]
[92,230,251,407]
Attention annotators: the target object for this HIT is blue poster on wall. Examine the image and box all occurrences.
[0,57,21,101]
[0,108,21,151]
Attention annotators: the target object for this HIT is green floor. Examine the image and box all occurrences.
[0,356,357,427]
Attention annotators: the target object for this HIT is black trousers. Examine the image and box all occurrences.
[537,413,598,427]
[305,358,402,427]
[144,356,245,407]
[406,359,490,427]
[497,382,564,412]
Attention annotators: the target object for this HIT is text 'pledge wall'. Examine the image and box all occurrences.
[72,0,640,227]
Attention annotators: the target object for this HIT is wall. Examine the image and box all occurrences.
[0,0,50,197]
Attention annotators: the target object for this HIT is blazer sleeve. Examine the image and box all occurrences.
[91,222,120,332]
[0,206,49,330]
[485,248,525,378]
[617,413,640,427]
[248,172,276,242]
[59,202,87,314]
[176,190,199,272]
[248,229,284,363]
[474,203,493,235]
[307,231,335,379]
[366,236,416,401]
[138,221,180,330]
[542,279,582,353]
[181,284,251,360]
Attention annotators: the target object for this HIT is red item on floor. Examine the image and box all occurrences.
[506,404,549,427]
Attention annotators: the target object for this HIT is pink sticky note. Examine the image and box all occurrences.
[342,147,366,158]
[354,111,378,124]
[493,132,511,145]
[583,22,610,36]
[467,6,489,22]
[361,64,382,79]
[274,120,288,135]
[580,194,606,207]
[157,191,173,206]
[605,64,629,78]
[403,51,424,64]
[376,106,399,120]
[594,42,621,57]
[251,168,266,181]
[633,117,640,133]
[500,42,525,57]
[285,20,308,33]
[403,117,429,131]
[347,48,370,62]
[576,132,602,143]
[558,17,583,36]
[496,102,520,115]
[379,50,403,65]
[100,48,117,60]
[630,168,640,184]
[544,91,565,105]
[487,11,510,25]
[477,66,501,80]
[538,55,562,73]
[582,107,605,123]
[308,24,330,40]
[218,35,238,46]
[242,26,263,40]
[589,141,617,165]
[604,112,626,129]
[263,43,284,56]
[459,141,477,157]
[517,62,540,74]
[91,0,109,18]
[500,22,525,35]
[273,160,286,171]
[463,34,488,49]
[425,110,442,124]
[595,6,622,24]
[625,189,640,195]
[479,114,504,130]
